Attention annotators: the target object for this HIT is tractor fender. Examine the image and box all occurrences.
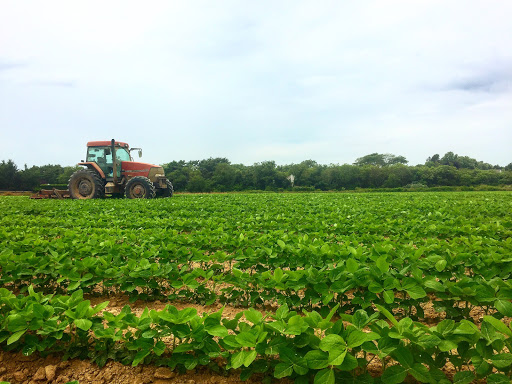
[78,162,106,179]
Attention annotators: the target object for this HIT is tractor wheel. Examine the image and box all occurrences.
[125,177,156,199]
[68,169,105,199]
[156,179,174,198]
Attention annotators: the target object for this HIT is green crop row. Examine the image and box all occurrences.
[1,241,511,322]
[1,193,511,321]
[1,288,512,383]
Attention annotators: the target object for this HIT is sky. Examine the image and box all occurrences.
[1,0,511,168]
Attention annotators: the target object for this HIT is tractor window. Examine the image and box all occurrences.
[87,147,111,164]
[116,148,131,162]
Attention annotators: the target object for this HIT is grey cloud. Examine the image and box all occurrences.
[27,80,76,88]
[0,60,26,71]
[445,66,512,93]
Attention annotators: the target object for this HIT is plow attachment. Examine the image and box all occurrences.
[31,189,71,199]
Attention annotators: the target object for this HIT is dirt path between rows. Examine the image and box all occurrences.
[0,350,283,384]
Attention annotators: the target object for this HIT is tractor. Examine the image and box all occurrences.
[66,139,173,199]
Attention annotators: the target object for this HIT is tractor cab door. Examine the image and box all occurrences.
[105,148,122,179]
[87,146,120,179]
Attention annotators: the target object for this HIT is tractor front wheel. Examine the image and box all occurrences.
[125,177,156,199]
[68,169,105,199]
[156,179,174,198]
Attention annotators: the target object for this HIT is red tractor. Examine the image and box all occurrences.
[67,139,173,199]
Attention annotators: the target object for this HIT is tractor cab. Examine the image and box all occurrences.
[86,142,133,179]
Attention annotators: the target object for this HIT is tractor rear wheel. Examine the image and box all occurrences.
[125,176,156,199]
[68,169,105,199]
[156,179,174,198]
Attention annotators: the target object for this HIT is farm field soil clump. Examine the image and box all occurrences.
[0,192,511,383]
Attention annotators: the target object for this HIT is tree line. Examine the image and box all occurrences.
[1,152,511,192]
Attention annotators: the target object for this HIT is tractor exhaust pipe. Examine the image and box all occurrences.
[111,139,117,184]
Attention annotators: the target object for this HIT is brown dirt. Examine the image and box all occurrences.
[0,350,282,384]
[0,191,32,196]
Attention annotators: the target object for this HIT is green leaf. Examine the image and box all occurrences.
[439,340,458,352]
[235,331,257,347]
[274,268,284,283]
[436,319,455,336]
[424,278,446,292]
[410,363,431,383]
[275,304,289,320]
[375,304,399,327]
[352,310,369,329]
[304,350,329,369]
[487,374,512,384]
[91,301,109,315]
[495,299,512,317]
[376,256,389,273]
[292,358,309,375]
[435,259,447,272]
[483,316,512,337]
[244,308,263,324]
[7,330,26,345]
[472,355,491,376]
[392,346,413,369]
[405,284,427,299]
[231,351,246,369]
[274,362,293,378]
[319,334,346,353]
[205,324,228,338]
[319,334,347,365]
[244,350,257,367]
[383,290,395,304]
[490,353,512,369]
[154,340,166,356]
[22,344,37,356]
[329,349,347,366]
[346,330,367,348]
[75,300,91,318]
[346,258,359,273]
[453,371,474,384]
[337,353,358,371]
[74,318,92,331]
[314,368,335,384]
[381,365,408,384]
[67,281,80,290]
[132,349,150,366]
[417,334,441,349]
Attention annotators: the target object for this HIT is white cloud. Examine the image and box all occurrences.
[0,0,511,167]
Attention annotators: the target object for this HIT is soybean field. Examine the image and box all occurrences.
[0,192,511,384]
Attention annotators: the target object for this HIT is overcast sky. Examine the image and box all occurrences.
[1,0,511,168]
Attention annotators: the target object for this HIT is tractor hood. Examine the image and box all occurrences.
[121,162,165,180]
[121,161,159,171]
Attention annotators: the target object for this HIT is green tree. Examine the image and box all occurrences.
[354,153,408,167]
[384,164,413,187]
[187,170,207,192]
[0,160,20,190]
[212,162,237,191]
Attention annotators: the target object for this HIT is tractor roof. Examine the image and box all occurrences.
[87,141,129,148]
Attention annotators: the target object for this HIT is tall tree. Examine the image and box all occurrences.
[354,153,408,167]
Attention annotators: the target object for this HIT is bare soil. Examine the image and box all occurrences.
[0,350,281,384]
[0,191,32,196]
